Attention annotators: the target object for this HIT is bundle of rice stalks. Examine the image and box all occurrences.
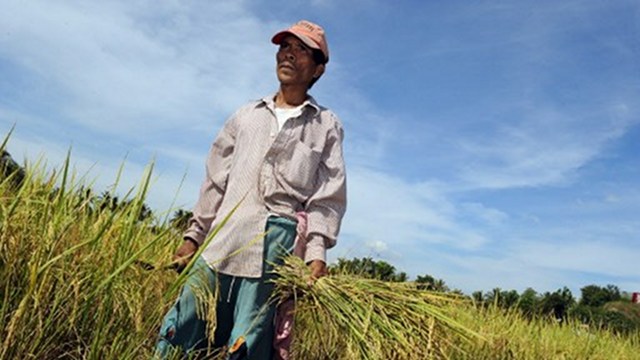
[273,257,484,360]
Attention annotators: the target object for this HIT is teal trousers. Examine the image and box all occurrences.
[156,216,296,359]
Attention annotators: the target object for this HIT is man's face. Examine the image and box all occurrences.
[276,35,324,88]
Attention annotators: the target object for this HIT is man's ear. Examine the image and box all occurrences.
[313,64,325,79]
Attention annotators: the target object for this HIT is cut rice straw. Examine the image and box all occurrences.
[272,256,485,360]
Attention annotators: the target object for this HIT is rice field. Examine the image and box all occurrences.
[1,144,638,359]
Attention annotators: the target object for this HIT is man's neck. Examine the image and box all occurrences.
[275,85,308,108]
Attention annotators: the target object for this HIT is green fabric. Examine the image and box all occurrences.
[156,216,296,359]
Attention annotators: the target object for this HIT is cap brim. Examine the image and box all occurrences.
[271,31,320,51]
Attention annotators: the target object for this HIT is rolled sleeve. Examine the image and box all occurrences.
[304,120,347,263]
[184,117,237,246]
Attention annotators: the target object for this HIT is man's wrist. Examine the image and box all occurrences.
[184,237,199,248]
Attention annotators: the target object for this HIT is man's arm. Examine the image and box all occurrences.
[304,117,347,278]
[174,118,238,270]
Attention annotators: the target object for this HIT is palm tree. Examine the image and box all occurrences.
[415,274,448,292]
[170,209,193,231]
[1,150,25,187]
[98,191,119,212]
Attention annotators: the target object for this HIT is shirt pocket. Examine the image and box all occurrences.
[277,140,322,193]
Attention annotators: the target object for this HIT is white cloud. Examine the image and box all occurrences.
[367,240,388,253]
[455,99,638,190]
[0,0,293,215]
[0,0,278,137]
[337,166,500,263]
[460,202,509,226]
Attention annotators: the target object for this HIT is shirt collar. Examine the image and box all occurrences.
[259,92,321,115]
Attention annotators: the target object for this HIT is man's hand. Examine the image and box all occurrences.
[173,239,198,273]
[308,260,328,284]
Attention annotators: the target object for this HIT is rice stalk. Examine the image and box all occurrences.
[272,256,484,359]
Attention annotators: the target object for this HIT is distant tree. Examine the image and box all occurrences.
[330,257,407,282]
[332,257,369,276]
[170,209,193,231]
[500,289,520,309]
[393,271,408,283]
[601,310,639,334]
[484,288,502,305]
[98,191,120,212]
[580,284,621,307]
[73,185,97,215]
[415,274,449,292]
[471,291,484,305]
[372,259,397,281]
[540,287,575,321]
[480,288,520,309]
[119,198,153,222]
[415,274,436,291]
[136,202,153,222]
[95,190,154,222]
[570,303,639,335]
[1,150,25,188]
[434,279,449,292]
[518,288,539,317]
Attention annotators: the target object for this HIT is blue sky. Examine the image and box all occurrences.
[1,0,639,296]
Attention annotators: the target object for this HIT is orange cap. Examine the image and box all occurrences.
[271,20,329,63]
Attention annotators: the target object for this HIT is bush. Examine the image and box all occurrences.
[570,305,640,335]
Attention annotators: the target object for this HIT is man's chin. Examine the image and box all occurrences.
[277,76,298,86]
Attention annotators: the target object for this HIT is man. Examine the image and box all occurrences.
[156,20,347,359]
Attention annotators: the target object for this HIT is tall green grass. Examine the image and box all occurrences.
[1,145,638,359]
[0,151,177,359]
[445,304,640,359]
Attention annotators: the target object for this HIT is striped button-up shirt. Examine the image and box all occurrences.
[184,94,347,278]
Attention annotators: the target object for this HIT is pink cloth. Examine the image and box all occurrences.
[292,212,308,258]
[274,212,308,360]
